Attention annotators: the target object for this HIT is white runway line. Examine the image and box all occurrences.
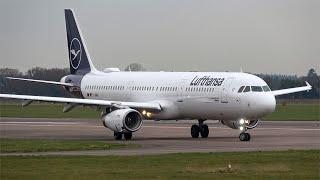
[0,122,81,125]
[143,125,320,131]
[0,122,319,131]
[257,127,320,131]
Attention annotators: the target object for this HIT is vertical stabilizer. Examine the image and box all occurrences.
[65,9,97,75]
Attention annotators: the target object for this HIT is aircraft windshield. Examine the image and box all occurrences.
[262,85,271,92]
[238,86,245,93]
[243,86,251,92]
[238,85,271,93]
[251,86,263,92]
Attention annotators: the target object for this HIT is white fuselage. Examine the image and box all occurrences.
[80,71,276,121]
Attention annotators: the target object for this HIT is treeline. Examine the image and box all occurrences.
[0,67,319,99]
[256,68,319,99]
[0,67,71,97]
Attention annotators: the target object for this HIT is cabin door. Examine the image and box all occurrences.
[220,77,235,103]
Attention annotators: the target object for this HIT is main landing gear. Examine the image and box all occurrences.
[114,132,132,140]
[191,119,209,138]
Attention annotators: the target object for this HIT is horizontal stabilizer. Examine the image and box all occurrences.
[6,77,74,87]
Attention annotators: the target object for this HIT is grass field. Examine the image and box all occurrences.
[0,103,100,118]
[0,103,319,120]
[264,103,319,121]
[1,150,319,179]
[0,139,135,153]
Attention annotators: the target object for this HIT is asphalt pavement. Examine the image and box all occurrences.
[0,118,319,156]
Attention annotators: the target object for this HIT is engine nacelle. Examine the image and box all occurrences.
[246,120,259,129]
[102,109,143,133]
[221,119,259,130]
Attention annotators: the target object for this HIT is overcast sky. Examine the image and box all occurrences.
[0,0,319,76]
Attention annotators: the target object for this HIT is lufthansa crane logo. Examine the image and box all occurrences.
[69,38,82,69]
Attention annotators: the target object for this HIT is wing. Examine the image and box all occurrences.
[0,94,161,111]
[271,82,312,96]
[6,77,74,87]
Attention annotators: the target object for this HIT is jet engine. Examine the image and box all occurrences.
[245,120,259,129]
[102,109,143,133]
[221,119,259,130]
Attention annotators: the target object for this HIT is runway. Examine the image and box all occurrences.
[0,118,319,156]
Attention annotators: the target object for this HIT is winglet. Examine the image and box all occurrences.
[306,81,312,88]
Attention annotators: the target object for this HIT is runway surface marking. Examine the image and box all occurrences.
[0,122,80,125]
[1,122,319,131]
[1,118,319,156]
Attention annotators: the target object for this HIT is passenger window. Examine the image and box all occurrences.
[243,86,251,92]
[262,86,271,92]
[238,86,245,93]
[251,86,263,92]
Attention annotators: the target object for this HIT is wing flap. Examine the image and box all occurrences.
[0,94,161,111]
[271,82,312,96]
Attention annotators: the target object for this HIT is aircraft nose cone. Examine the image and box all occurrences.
[265,94,276,114]
[251,93,276,116]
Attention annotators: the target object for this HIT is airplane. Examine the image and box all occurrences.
[0,9,312,141]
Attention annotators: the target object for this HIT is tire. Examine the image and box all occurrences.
[191,124,200,138]
[245,133,251,141]
[239,132,251,141]
[114,132,123,140]
[124,132,132,140]
[239,133,246,141]
[200,124,209,138]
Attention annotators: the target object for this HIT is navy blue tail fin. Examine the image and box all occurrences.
[65,9,96,75]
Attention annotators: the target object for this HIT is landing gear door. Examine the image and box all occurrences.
[220,77,234,103]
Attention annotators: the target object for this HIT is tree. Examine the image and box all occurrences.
[305,68,319,98]
[0,67,70,97]
[0,68,23,77]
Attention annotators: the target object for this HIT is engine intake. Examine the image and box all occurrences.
[221,119,259,129]
[102,109,143,133]
[246,120,259,129]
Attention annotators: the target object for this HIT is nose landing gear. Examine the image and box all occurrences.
[191,119,209,138]
[239,132,251,141]
[238,119,252,141]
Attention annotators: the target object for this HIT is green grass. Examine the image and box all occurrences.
[1,150,319,180]
[0,103,319,120]
[0,139,135,153]
[264,104,319,121]
[0,103,100,119]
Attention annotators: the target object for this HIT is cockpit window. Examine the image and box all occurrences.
[262,85,271,92]
[243,86,251,92]
[238,86,245,93]
[251,86,263,92]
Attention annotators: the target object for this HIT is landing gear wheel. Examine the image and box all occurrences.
[245,133,251,141]
[114,132,123,140]
[124,132,132,140]
[239,133,251,141]
[200,124,209,138]
[191,124,200,138]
